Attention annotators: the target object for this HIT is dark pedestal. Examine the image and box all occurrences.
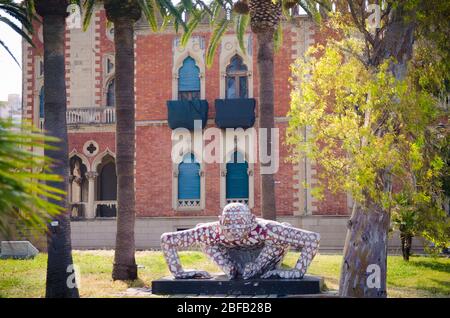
[152,274,323,296]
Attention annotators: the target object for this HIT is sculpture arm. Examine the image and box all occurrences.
[261,223,320,279]
[161,224,217,279]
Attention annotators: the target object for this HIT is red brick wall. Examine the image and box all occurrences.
[68,131,116,166]
[27,13,349,218]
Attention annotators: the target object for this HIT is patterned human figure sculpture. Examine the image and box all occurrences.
[161,203,320,279]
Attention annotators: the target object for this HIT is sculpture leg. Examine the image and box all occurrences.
[202,244,238,278]
[294,234,320,276]
[243,245,288,279]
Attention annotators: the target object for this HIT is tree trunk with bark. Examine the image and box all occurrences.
[35,0,79,298]
[339,4,416,297]
[401,233,413,261]
[104,0,141,281]
[249,0,281,221]
[339,195,390,297]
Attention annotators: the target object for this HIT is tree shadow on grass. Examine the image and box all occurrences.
[427,278,450,295]
[410,259,450,274]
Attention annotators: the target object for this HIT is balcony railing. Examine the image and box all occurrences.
[177,199,201,209]
[226,198,249,205]
[167,99,208,130]
[67,107,116,125]
[215,98,256,129]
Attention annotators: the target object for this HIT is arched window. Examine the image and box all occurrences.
[69,156,88,218]
[96,154,117,217]
[178,153,200,201]
[226,55,248,99]
[39,86,44,118]
[106,78,115,107]
[226,151,249,201]
[178,57,200,101]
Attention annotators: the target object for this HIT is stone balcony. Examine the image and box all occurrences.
[39,107,116,129]
[67,107,116,125]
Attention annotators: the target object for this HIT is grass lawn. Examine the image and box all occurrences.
[0,250,449,298]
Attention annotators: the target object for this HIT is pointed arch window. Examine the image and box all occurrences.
[226,151,249,203]
[178,57,200,101]
[178,153,201,201]
[106,78,115,107]
[226,55,248,99]
[39,86,44,118]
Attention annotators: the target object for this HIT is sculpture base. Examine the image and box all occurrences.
[152,274,323,296]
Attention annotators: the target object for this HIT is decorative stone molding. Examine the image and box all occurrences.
[91,147,116,172]
[220,148,254,209]
[172,142,206,211]
[86,171,99,180]
[172,36,206,100]
[69,149,91,171]
[219,34,253,99]
[290,20,316,216]
[83,140,100,157]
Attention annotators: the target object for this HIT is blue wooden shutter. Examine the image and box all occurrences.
[39,86,44,118]
[178,57,200,92]
[178,154,200,199]
[226,152,249,199]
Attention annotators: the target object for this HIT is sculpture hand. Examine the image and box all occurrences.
[242,263,260,280]
[261,269,305,279]
[174,270,212,279]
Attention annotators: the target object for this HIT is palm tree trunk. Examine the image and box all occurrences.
[111,16,138,281]
[36,1,79,298]
[256,30,277,221]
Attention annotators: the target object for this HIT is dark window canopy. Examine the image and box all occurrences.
[215,98,256,129]
[167,99,209,130]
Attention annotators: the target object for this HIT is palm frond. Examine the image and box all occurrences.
[235,13,250,54]
[157,0,188,32]
[137,0,158,31]
[181,8,206,47]
[82,0,96,31]
[274,22,283,53]
[206,16,231,66]
[0,118,65,237]
[0,39,20,67]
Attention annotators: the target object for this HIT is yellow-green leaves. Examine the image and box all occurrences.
[0,119,65,236]
[287,38,441,209]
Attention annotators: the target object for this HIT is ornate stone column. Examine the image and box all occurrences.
[86,171,98,219]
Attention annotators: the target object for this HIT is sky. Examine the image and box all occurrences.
[0,12,22,101]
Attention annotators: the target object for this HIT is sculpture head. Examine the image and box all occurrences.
[219,203,256,241]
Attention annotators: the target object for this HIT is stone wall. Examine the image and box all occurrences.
[70,216,425,253]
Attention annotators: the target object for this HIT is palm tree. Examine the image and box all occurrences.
[0,119,65,238]
[0,0,34,66]
[35,0,79,298]
[183,0,326,220]
[83,0,187,281]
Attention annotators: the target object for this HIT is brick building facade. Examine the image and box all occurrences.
[23,6,370,251]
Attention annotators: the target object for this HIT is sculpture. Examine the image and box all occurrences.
[161,203,320,280]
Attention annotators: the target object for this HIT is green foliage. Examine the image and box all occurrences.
[287,31,449,248]
[0,0,35,66]
[287,38,444,205]
[82,0,187,32]
[0,118,65,236]
[179,0,327,67]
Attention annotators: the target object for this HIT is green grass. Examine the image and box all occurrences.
[0,251,448,298]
